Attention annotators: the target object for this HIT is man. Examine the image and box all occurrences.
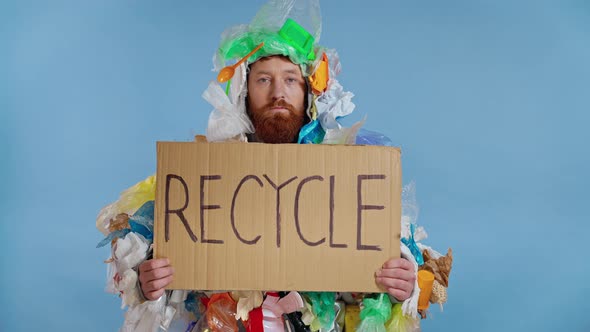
[138,55,416,304]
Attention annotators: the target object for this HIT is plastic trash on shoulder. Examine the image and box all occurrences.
[204,62,254,142]
[96,175,156,236]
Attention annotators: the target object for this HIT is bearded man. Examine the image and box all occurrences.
[246,56,308,144]
[137,55,417,305]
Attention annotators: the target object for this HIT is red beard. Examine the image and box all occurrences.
[250,99,305,144]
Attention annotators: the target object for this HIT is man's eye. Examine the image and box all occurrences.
[258,78,270,83]
[286,78,298,84]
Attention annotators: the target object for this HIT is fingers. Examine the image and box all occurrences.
[142,274,174,295]
[139,258,171,273]
[139,259,174,285]
[382,258,414,271]
[375,267,414,282]
[139,265,174,285]
[375,275,414,301]
[387,288,411,302]
[375,275,413,291]
[140,272,174,301]
[138,258,174,301]
[375,258,416,301]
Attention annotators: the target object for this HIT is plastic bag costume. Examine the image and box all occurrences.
[96,1,453,331]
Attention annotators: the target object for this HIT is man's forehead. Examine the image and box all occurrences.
[250,56,302,75]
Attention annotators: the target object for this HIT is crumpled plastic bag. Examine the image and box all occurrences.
[96,175,156,236]
[385,303,420,332]
[355,129,394,147]
[113,232,149,272]
[323,49,341,80]
[400,243,420,320]
[401,182,418,222]
[232,290,264,321]
[117,269,141,309]
[322,118,364,145]
[213,0,322,75]
[109,232,150,309]
[357,294,392,332]
[318,301,344,332]
[251,0,321,42]
[204,63,254,142]
[316,79,355,131]
[191,293,238,332]
[262,292,305,331]
[97,200,155,248]
[303,292,336,331]
[121,293,168,332]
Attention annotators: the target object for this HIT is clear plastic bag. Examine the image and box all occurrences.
[385,304,420,332]
[355,128,394,147]
[96,175,156,236]
[204,77,254,142]
[322,118,364,145]
[213,0,322,76]
[120,293,167,332]
[250,0,321,42]
[357,294,392,332]
[192,293,238,332]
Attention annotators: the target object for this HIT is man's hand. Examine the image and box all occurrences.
[375,258,416,301]
[138,258,174,301]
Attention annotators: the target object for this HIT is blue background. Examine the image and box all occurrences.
[2,0,589,331]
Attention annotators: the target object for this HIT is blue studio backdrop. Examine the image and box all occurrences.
[1,0,589,331]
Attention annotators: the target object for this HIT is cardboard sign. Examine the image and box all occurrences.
[154,141,401,292]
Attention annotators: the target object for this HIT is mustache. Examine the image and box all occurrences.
[263,99,297,113]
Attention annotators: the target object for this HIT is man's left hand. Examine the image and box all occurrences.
[375,258,416,301]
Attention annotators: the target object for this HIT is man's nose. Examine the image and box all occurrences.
[271,80,286,101]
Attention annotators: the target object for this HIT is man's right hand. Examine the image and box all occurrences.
[138,258,174,301]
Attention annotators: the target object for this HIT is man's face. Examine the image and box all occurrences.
[247,56,307,143]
